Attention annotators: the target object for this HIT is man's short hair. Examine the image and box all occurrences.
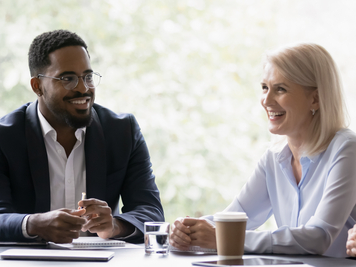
[28,29,88,76]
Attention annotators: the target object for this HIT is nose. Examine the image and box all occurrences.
[74,77,89,93]
[261,89,274,107]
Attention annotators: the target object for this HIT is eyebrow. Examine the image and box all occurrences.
[260,82,289,88]
[57,69,93,77]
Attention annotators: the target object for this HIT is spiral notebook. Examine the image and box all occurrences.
[169,245,217,254]
[49,237,125,250]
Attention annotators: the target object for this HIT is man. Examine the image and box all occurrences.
[0,30,164,243]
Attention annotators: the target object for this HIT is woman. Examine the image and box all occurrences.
[170,43,356,258]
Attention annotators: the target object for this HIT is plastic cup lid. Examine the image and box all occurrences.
[213,212,248,222]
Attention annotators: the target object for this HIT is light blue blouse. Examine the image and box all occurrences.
[206,128,356,257]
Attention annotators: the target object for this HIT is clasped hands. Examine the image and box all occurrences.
[347,224,356,257]
[27,198,115,243]
[169,217,216,250]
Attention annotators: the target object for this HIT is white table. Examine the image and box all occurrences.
[0,244,355,267]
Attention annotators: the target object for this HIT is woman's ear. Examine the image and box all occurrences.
[30,77,42,96]
[311,89,319,111]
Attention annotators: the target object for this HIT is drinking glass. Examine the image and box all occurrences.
[144,222,170,255]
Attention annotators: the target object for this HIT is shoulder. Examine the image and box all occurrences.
[91,104,145,150]
[328,128,356,149]
[320,128,356,162]
[334,128,356,140]
[93,104,136,124]
[93,103,132,120]
[92,103,140,133]
[0,103,32,133]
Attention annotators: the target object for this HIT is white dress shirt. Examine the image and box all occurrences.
[205,128,356,258]
[37,107,87,210]
[22,107,86,238]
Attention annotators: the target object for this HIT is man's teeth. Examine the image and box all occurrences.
[71,100,86,104]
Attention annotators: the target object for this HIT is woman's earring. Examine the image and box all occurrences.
[312,109,315,116]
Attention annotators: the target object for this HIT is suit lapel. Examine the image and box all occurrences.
[25,101,51,212]
[85,108,107,200]
[25,103,107,210]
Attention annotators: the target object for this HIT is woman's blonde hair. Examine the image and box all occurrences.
[265,43,348,156]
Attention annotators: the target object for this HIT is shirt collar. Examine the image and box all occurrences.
[37,104,86,141]
[276,143,321,164]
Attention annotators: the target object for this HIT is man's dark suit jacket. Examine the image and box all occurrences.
[0,101,164,243]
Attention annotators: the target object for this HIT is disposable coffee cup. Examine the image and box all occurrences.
[214,212,248,259]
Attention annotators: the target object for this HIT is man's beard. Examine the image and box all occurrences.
[45,92,94,129]
[63,108,93,129]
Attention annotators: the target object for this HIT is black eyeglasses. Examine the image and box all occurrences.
[37,72,102,90]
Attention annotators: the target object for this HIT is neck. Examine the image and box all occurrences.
[54,125,78,157]
[287,136,306,185]
[287,137,304,162]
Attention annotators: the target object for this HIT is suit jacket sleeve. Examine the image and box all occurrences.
[0,148,28,241]
[115,114,164,243]
[87,108,164,243]
[0,103,42,241]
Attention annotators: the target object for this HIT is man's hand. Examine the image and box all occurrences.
[170,217,216,250]
[79,198,116,239]
[346,224,356,257]
[27,209,86,243]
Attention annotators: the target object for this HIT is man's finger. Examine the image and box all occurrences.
[78,198,108,208]
[85,206,111,217]
[60,210,87,225]
[70,208,86,217]
[87,222,112,233]
[51,230,81,244]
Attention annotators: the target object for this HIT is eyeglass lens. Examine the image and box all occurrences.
[62,73,101,90]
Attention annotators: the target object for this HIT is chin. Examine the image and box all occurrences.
[76,108,90,115]
[66,111,93,129]
[268,127,283,135]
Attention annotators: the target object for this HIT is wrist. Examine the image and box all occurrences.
[113,218,135,238]
[27,214,40,237]
[22,215,38,239]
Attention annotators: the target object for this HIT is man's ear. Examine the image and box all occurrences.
[30,77,42,96]
[311,89,319,111]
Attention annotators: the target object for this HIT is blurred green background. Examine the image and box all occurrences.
[1,0,356,230]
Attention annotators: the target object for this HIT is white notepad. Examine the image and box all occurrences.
[49,237,126,250]
[0,249,115,261]
[72,237,125,247]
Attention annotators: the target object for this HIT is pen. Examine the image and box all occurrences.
[79,192,86,210]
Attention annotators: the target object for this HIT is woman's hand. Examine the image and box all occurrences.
[170,217,192,250]
[346,224,356,257]
[170,217,216,250]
